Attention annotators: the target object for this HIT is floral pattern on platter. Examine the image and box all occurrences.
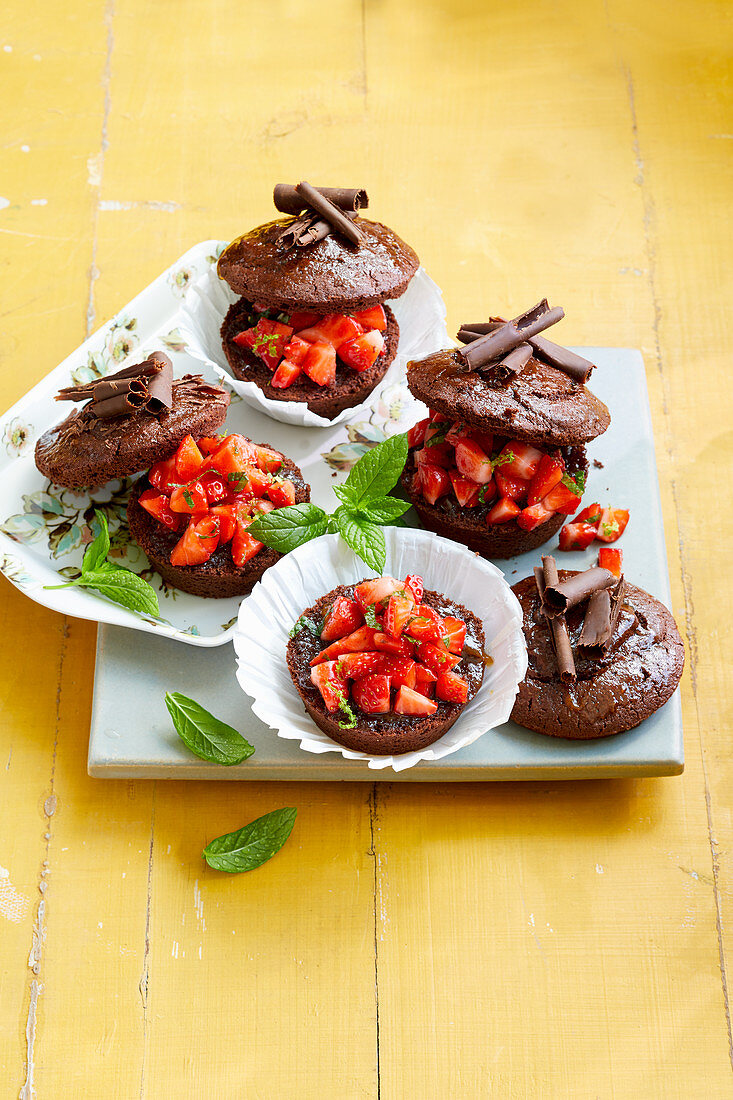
[168,267,194,297]
[322,383,420,472]
[70,316,139,387]
[1,481,134,560]
[2,416,34,458]
[0,552,35,589]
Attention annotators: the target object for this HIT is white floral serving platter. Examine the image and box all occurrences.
[0,241,449,646]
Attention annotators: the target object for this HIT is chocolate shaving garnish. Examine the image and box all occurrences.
[55,353,173,419]
[527,333,595,384]
[477,342,533,384]
[458,300,564,371]
[577,576,626,657]
[535,557,576,683]
[542,566,615,616]
[294,181,364,246]
[273,184,368,216]
[279,209,358,249]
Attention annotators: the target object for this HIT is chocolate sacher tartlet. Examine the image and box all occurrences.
[127,432,310,598]
[510,558,684,739]
[287,574,485,755]
[217,182,419,420]
[401,301,611,559]
[36,355,230,490]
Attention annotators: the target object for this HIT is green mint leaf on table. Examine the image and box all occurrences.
[357,496,412,524]
[165,692,254,766]
[247,503,329,553]
[335,508,386,573]
[203,807,297,874]
[340,432,408,509]
[82,510,111,573]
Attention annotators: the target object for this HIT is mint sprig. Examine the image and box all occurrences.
[45,511,159,618]
[247,433,410,573]
[165,692,254,765]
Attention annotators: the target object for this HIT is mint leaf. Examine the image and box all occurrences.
[562,470,586,496]
[357,496,412,524]
[332,483,353,506]
[203,807,297,873]
[333,687,357,730]
[342,433,408,509]
[82,510,110,573]
[289,614,321,639]
[363,604,379,628]
[335,508,386,573]
[491,450,514,471]
[247,503,329,553]
[72,568,160,616]
[165,692,254,766]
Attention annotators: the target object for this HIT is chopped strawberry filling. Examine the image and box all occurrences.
[558,505,629,551]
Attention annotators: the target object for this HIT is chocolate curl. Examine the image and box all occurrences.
[295,181,364,246]
[578,577,626,657]
[535,556,576,684]
[55,353,173,419]
[459,300,564,371]
[527,333,595,384]
[144,355,173,413]
[478,342,533,382]
[456,321,502,345]
[273,184,368,216]
[279,209,358,249]
[542,566,616,616]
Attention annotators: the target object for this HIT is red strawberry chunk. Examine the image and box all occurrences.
[373,632,414,657]
[240,318,293,371]
[494,469,528,503]
[572,502,602,526]
[415,641,461,675]
[266,478,296,508]
[320,596,365,641]
[271,359,303,389]
[338,330,386,373]
[138,489,183,532]
[449,470,480,508]
[288,310,322,331]
[302,341,336,386]
[394,685,438,716]
[419,464,451,505]
[527,454,564,505]
[558,522,597,551]
[517,502,556,531]
[310,662,348,713]
[297,314,363,350]
[380,656,418,689]
[598,547,623,576]
[170,480,208,514]
[252,499,276,515]
[403,574,424,604]
[442,615,466,654]
[209,504,237,544]
[486,496,522,525]
[231,522,264,566]
[334,652,385,679]
[414,667,436,698]
[384,591,416,639]
[445,420,469,446]
[497,441,543,480]
[436,670,469,704]
[311,626,379,665]
[407,417,430,449]
[197,435,225,455]
[596,507,629,543]
[170,515,219,567]
[455,439,493,484]
[354,576,404,610]
[199,472,231,505]
[542,482,582,515]
[253,445,282,474]
[174,435,204,481]
[202,435,259,477]
[350,305,387,331]
[352,674,391,714]
[283,335,310,366]
[416,441,453,468]
[405,607,444,644]
[148,455,179,494]
[428,409,450,423]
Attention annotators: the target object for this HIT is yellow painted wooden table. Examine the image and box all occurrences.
[1,2,731,1096]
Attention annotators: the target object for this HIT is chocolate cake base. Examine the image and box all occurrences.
[287,584,485,755]
[401,445,587,560]
[126,452,309,598]
[221,301,399,421]
[510,571,685,739]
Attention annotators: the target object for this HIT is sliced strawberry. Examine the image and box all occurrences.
[394,685,437,716]
[226,463,271,497]
[302,341,336,386]
[416,441,454,469]
[240,318,293,370]
[310,661,348,713]
[170,515,219,567]
[403,574,424,604]
[148,455,179,495]
[254,445,283,474]
[436,670,469,704]
[271,359,303,389]
[266,478,296,508]
[414,667,437,698]
[572,502,602,526]
[138,489,183,532]
[384,591,416,639]
[454,439,493,484]
[354,576,404,610]
[415,641,461,675]
[471,430,496,454]
[288,310,322,331]
[173,434,204,482]
[494,469,528,503]
[449,470,480,508]
[338,330,385,372]
[297,314,363,350]
[407,417,430,449]
[516,502,556,531]
[496,441,543,480]
[202,435,258,477]
[424,419,447,443]
[380,656,417,689]
[486,496,522,524]
[428,409,450,424]
[445,420,469,446]
[598,547,623,576]
[169,480,208,514]
[231,522,264,566]
[558,522,597,551]
[373,632,414,657]
[419,464,451,505]
[542,482,582,515]
[352,673,391,714]
[442,616,466,654]
[282,335,310,366]
[334,652,384,679]
[197,435,224,456]
[311,626,379,665]
[596,507,629,543]
[232,327,257,350]
[199,472,231,505]
[252,498,276,515]
[477,480,498,507]
[527,454,564,506]
[320,596,365,641]
[209,504,237,544]
[405,607,444,645]
[350,305,387,331]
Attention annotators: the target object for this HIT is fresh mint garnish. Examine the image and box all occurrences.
[335,508,386,573]
[165,692,254,765]
[363,604,379,629]
[203,807,297,873]
[490,450,514,471]
[289,614,321,639]
[334,688,358,730]
[247,502,330,553]
[561,470,586,496]
[44,511,160,618]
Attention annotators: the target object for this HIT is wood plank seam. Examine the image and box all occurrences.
[138,788,157,1099]
[369,784,382,1098]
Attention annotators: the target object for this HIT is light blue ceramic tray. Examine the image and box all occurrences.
[88,349,684,780]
